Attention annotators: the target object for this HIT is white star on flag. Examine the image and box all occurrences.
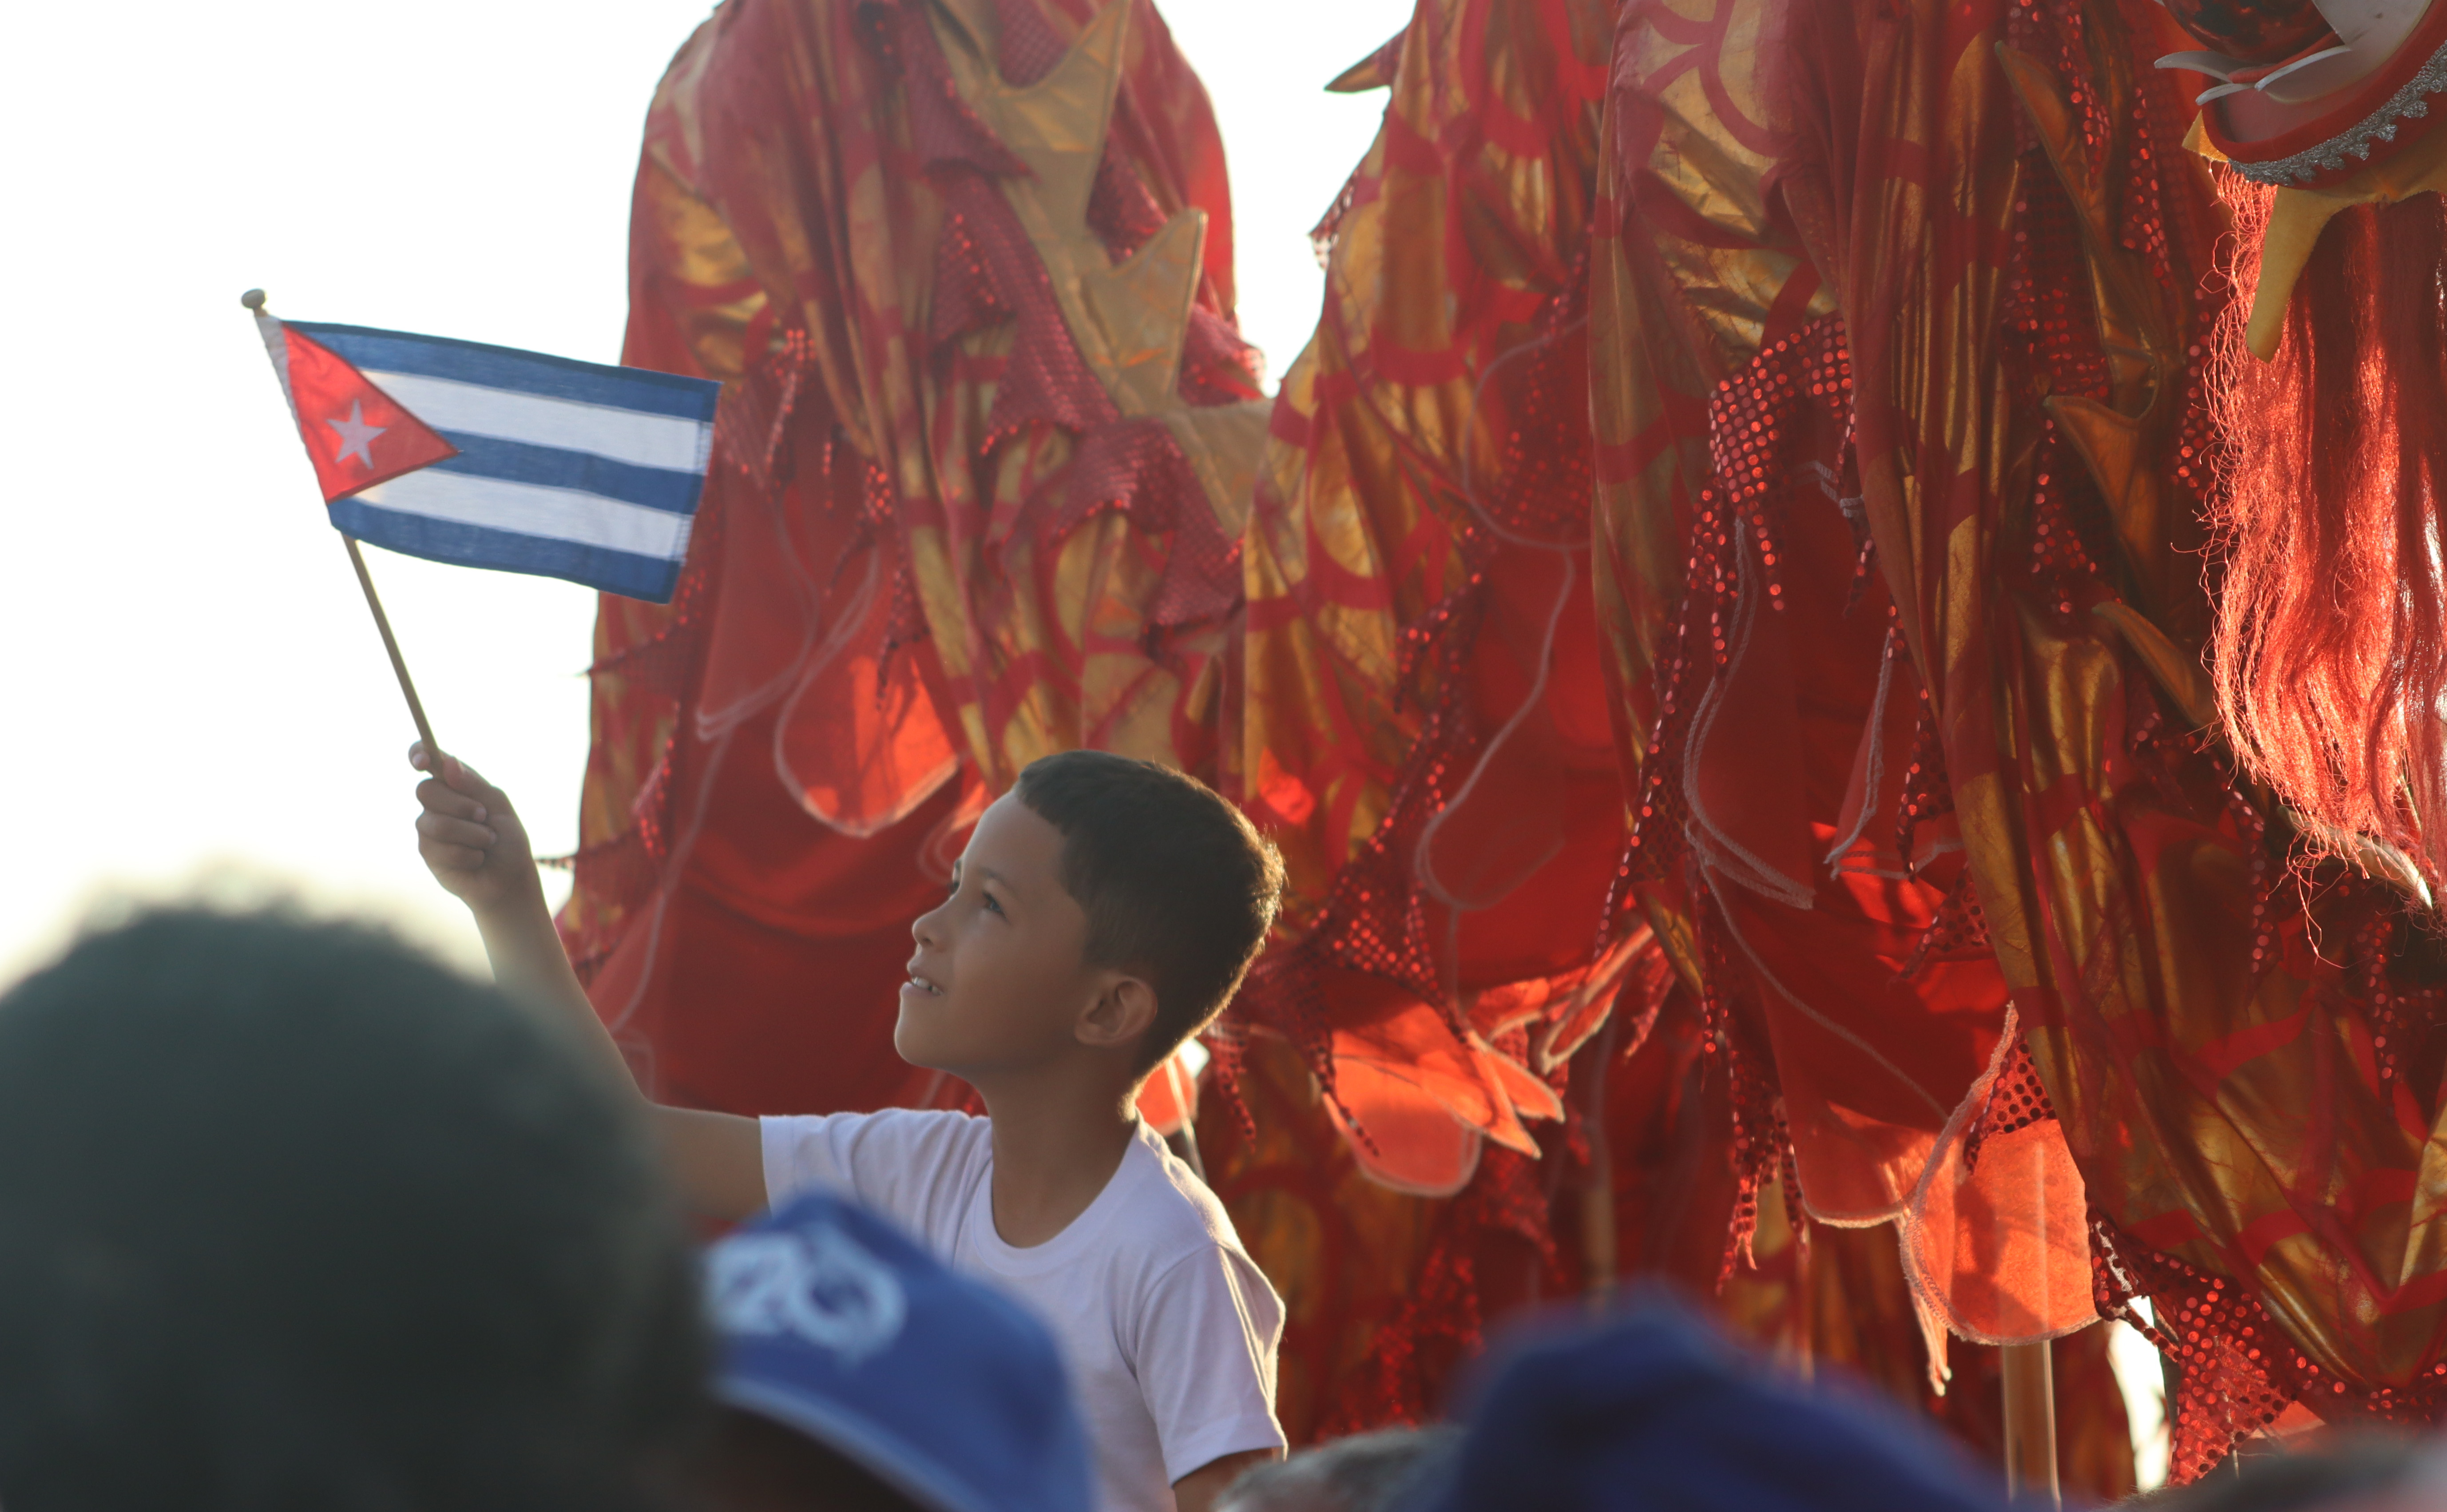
[325,400,387,470]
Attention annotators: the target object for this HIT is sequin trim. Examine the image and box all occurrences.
[2227,36,2447,185]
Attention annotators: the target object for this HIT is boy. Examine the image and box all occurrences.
[413,744,1290,1512]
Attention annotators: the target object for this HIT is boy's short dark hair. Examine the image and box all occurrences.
[1013,750,1285,1072]
[0,908,707,1512]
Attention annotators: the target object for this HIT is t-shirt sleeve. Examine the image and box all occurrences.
[1131,1244,1288,1484]
[759,1109,986,1246]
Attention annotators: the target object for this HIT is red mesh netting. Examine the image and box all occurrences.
[1962,1034,2052,1175]
[1622,315,1875,1283]
[1313,1146,1558,1436]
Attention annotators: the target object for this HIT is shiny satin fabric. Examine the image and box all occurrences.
[1598,0,2090,1355]
[1227,0,1623,1195]
[1203,0,2125,1475]
[1196,0,1636,1427]
[569,0,1261,1115]
[1595,0,2447,1478]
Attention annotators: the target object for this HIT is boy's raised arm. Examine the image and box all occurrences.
[410,745,768,1220]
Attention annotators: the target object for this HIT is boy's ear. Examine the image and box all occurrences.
[1077,974,1158,1053]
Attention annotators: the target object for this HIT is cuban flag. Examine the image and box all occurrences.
[253,312,721,603]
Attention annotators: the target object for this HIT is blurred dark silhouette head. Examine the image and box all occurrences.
[1215,1425,1459,1512]
[1418,1294,2004,1512]
[0,907,707,1512]
[702,1407,931,1512]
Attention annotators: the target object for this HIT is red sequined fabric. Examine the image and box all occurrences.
[1218,0,1649,1434]
[1962,1035,2052,1175]
[1602,0,2447,1480]
[1601,0,2168,1485]
[1619,310,2008,1277]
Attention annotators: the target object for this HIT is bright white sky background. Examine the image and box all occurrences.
[0,0,1410,980]
[0,1,2170,1478]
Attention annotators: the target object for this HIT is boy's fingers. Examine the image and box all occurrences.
[415,778,490,822]
[416,812,498,850]
[439,754,512,813]
[420,842,489,873]
[410,742,508,809]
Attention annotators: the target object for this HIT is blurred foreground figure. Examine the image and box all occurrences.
[1213,1426,1458,1512]
[2132,1436,2447,1512]
[1420,1300,2003,1512]
[698,1190,1091,1512]
[0,909,707,1512]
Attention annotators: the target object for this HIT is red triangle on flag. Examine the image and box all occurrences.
[278,325,458,504]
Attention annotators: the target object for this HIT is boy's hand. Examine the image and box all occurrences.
[410,743,540,916]
[414,738,769,1216]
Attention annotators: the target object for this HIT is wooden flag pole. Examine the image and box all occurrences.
[245,286,446,769]
[1997,1127,2063,1503]
[2001,1340,2062,1504]
[341,533,443,766]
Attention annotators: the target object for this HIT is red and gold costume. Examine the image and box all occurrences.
[1201,0,1633,1434]
[1205,0,2133,1480]
[568,0,1263,1118]
[574,0,2447,1487]
[1214,0,2129,1482]
[1602,0,2447,1480]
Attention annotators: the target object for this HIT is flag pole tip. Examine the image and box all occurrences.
[239,288,267,313]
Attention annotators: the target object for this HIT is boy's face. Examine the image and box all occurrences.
[897,794,1114,1076]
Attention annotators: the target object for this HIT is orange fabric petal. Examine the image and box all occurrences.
[1321,1054,1486,1198]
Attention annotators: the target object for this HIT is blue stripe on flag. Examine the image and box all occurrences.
[425,433,706,516]
[292,322,720,422]
[331,498,685,603]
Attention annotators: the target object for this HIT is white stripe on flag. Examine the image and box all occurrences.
[355,470,693,560]
[361,369,712,473]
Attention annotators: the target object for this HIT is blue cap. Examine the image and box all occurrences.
[1419,1295,2007,1512]
[705,1191,1092,1512]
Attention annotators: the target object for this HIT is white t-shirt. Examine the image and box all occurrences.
[761,1110,1286,1512]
